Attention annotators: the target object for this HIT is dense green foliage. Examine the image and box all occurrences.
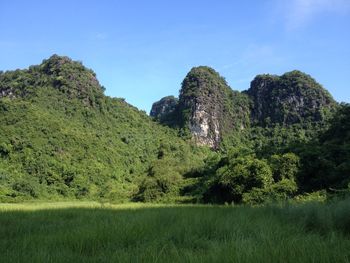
[0,55,208,202]
[0,56,348,204]
[149,66,347,204]
[185,104,349,205]
[296,103,350,192]
[1,200,350,262]
[189,149,299,205]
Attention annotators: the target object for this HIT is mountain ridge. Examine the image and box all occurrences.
[0,55,348,204]
[151,67,337,149]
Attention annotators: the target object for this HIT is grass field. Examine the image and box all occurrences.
[1,200,350,263]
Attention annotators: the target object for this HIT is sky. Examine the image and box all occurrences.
[0,0,349,112]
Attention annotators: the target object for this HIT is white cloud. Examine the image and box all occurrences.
[284,0,350,29]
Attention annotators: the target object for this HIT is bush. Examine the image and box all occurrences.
[12,179,39,198]
[294,190,327,203]
[204,154,273,203]
[135,159,182,202]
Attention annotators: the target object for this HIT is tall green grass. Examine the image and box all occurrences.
[0,200,349,262]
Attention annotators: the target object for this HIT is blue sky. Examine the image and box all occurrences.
[0,0,349,112]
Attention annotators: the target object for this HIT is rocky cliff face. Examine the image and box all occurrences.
[150,96,178,121]
[150,66,250,149]
[151,68,337,149]
[247,71,336,125]
[177,67,227,148]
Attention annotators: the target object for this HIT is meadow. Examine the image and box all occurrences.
[1,199,350,263]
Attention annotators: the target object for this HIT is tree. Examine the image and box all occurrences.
[135,159,182,202]
[205,153,273,203]
[270,153,300,181]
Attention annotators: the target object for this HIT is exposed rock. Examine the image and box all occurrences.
[177,66,250,149]
[187,102,220,148]
[0,89,15,99]
[150,96,178,120]
[151,68,337,148]
[247,70,336,125]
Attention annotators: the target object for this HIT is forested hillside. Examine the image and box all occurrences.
[0,55,208,202]
[0,55,349,204]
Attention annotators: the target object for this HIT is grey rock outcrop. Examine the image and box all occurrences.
[247,70,336,125]
[150,68,336,148]
[150,96,178,121]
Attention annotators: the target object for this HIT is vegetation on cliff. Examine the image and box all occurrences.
[151,67,251,148]
[0,56,348,204]
[247,70,336,126]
